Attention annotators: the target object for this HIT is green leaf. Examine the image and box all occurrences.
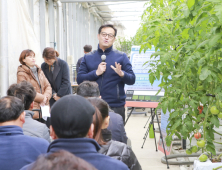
[171,119,182,131]
[209,34,222,47]
[210,116,220,128]
[199,68,211,80]
[187,0,195,9]
[206,145,216,155]
[162,101,168,114]
[165,135,173,146]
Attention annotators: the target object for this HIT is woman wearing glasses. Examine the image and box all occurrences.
[17,49,52,119]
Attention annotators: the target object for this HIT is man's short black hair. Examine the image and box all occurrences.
[7,81,36,110]
[0,96,24,123]
[98,24,117,37]
[84,45,92,53]
[77,81,100,97]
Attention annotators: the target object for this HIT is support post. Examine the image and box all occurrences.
[56,1,63,55]
[63,3,67,61]
[0,0,9,97]
[39,0,46,52]
[48,0,55,48]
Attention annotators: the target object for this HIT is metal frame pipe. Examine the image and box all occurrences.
[56,1,63,56]
[0,0,9,97]
[62,3,67,61]
[48,0,55,48]
[40,0,46,52]
[72,3,77,64]
[68,3,73,58]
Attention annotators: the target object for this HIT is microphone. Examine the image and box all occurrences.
[101,55,106,62]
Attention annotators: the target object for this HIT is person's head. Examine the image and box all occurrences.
[84,45,92,54]
[87,97,109,129]
[7,81,36,110]
[19,49,36,67]
[30,150,97,170]
[98,24,117,50]
[87,98,105,145]
[0,96,25,127]
[50,95,95,140]
[77,81,100,98]
[42,47,59,66]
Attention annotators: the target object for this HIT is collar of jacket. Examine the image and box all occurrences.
[97,44,113,55]
[0,125,23,136]
[47,138,101,153]
[25,110,35,118]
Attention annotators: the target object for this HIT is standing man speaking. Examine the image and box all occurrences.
[77,24,135,122]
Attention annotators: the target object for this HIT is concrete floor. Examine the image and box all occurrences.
[125,113,181,170]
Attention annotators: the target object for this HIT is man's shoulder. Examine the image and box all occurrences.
[23,134,49,146]
[109,111,122,121]
[112,49,125,56]
[84,50,97,58]
[95,152,128,169]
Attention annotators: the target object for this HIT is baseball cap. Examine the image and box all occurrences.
[51,95,95,138]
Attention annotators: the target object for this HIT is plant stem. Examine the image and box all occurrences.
[213,166,222,170]
[213,141,222,145]
[203,106,210,141]
[217,153,222,160]
[213,129,222,136]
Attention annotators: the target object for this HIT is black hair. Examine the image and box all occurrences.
[98,24,117,37]
[0,96,24,123]
[7,81,36,110]
[83,45,92,53]
[87,97,109,120]
[77,81,100,97]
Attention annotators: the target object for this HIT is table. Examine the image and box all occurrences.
[125,101,159,125]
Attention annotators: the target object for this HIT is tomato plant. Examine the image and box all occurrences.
[191,146,198,153]
[135,0,222,155]
[194,132,201,139]
[186,149,192,155]
[199,154,208,162]
[197,140,206,148]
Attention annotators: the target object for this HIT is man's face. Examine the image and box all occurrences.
[98,27,116,50]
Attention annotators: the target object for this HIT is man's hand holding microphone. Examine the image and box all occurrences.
[96,54,124,77]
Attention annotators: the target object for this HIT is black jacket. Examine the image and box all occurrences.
[100,129,142,170]
[108,111,127,144]
[41,58,72,106]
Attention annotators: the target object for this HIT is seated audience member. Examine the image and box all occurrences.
[88,97,142,170]
[21,95,128,170]
[30,150,97,170]
[77,81,127,144]
[7,81,50,143]
[0,96,49,170]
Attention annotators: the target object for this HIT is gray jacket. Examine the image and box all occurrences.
[23,110,50,143]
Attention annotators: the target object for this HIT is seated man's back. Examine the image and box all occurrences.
[47,138,128,170]
[7,81,50,143]
[23,110,50,143]
[108,111,127,144]
[0,125,48,170]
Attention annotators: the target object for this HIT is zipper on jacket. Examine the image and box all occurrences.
[117,84,120,99]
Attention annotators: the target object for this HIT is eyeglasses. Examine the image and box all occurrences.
[101,32,115,39]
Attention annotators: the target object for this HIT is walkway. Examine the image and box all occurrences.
[125,112,181,170]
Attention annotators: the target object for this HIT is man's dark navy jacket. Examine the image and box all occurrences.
[108,111,127,144]
[77,45,135,108]
[0,126,49,170]
[21,138,129,170]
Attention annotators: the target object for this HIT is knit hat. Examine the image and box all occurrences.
[51,95,95,138]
